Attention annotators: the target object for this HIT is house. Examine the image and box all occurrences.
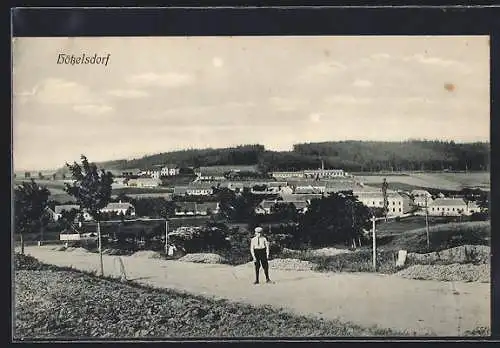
[427,198,467,217]
[250,181,292,194]
[353,191,412,216]
[186,183,214,196]
[52,205,80,221]
[413,196,434,208]
[289,180,327,194]
[280,193,323,203]
[411,189,432,198]
[254,199,309,215]
[161,164,180,177]
[465,201,483,215]
[303,169,346,179]
[52,205,92,222]
[121,168,142,177]
[127,178,161,188]
[174,202,220,216]
[111,177,128,189]
[174,202,196,216]
[100,201,136,216]
[227,182,247,192]
[196,202,220,215]
[270,171,304,179]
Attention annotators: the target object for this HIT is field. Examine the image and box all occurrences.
[375,216,466,236]
[354,171,490,191]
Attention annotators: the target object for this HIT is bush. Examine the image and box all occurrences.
[301,249,398,274]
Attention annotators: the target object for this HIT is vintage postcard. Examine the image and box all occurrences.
[12,34,490,339]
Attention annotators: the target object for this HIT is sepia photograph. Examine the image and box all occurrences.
[12,34,491,339]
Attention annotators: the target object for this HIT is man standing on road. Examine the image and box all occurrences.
[250,226,271,284]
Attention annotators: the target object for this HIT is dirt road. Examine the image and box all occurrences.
[20,246,490,336]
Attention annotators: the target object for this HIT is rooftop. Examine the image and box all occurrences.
[429,198,467,207]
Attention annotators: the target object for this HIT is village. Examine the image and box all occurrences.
[40,163,485,226]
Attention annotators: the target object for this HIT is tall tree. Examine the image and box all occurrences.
[64,155,113,276]
[14,180,51,254]
[298,191,370,247]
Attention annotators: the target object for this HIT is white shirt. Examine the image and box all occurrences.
[250,235,268,250]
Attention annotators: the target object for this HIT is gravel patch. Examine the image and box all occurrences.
[395,264,490,283]
[238,258,316,271]
[130,251,163,259]
[407,245,490,265]
[178,253,226,264]
[14,269,399,338]
[308,248,352,257]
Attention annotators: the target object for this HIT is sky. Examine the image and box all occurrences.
[12,36,490,171]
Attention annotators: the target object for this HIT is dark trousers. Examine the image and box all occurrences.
[254,248,269,281]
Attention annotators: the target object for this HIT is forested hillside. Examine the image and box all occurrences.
[58,140,489,173]
[292,140,490,172]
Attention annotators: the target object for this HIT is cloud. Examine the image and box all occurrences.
[370,53,391,60]
[324,95,373,105]
[269,97,308,112]
[403,54,466,69]
[352,79,373,88]
[299,61,347,81]
[212,57,224,68]
[107,89,149,98]
[73,104,113,115]
[17,78,98,105]
[126,72,195,88]
[309,113,322,123]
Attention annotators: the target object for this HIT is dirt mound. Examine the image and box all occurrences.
[396,264,490,283]
[52,246,67,252]
[309,247,352,257]
[239,258,315,271]
[72,247,91,254]
[130,251,164,259]
[178,253,226,264]
[407,245,490,265]
[102,249,129,256]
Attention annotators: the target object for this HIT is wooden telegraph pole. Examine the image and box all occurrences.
[165,219,169,256]
[382,178,389,222]
[425,195,430,249]
[372,215,377,271]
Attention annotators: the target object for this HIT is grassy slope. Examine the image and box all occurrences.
[280,220,490,274]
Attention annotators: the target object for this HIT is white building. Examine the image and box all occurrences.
[127,178,162,188]
[100,201,136,216]
[270,171,304,179]
[427,198,467,217]
[354,191,412,216]
[161,165,180,177]
[52,205,93,222]
[303,169,346,179]
[111,177,128,189]
[186,184,214,196]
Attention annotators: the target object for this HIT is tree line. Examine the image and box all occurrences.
[89,140,489,174]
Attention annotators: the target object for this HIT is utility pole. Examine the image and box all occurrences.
[372,215,377,271]
[165,219,169,255]
[97,221,104,276]
[382,178,389,222]
[425,195,430,249]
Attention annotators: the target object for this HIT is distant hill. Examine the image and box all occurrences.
[46,140,489,175]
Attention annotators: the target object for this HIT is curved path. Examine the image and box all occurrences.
[20,246,490,336]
